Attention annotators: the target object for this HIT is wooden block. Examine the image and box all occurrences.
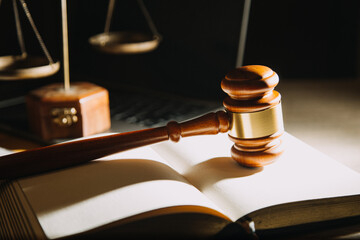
[26,82,111,141]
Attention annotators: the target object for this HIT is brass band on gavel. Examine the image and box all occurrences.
[228,103,284,139]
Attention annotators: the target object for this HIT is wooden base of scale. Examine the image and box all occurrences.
[26,82,111,141]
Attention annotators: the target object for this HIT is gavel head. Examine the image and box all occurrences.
[221,65,284,167]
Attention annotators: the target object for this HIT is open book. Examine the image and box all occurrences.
[1,132,360,239]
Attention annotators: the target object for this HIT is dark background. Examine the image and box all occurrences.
[0,0,359,101]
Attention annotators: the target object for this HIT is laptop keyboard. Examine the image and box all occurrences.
[109,92,221,129]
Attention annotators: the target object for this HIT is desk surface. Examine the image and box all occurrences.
[0,131,40,151]
[278,79,360,173]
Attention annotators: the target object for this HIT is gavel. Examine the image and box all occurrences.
[0,65,284,179]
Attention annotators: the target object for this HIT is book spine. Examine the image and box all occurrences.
[0,180,46,239]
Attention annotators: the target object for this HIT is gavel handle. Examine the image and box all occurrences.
[0,111,229,179]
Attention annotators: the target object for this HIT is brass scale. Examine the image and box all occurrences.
[0,0,161,83]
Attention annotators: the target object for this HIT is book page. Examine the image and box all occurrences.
[152,132,360,222]
[16,146,227,239]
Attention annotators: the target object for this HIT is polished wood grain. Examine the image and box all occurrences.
[26,82,111,140]
[221,65,284,167]
[0,65,284,179]
[0,111,229,179]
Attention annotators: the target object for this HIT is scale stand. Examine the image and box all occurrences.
[26,0,111,141]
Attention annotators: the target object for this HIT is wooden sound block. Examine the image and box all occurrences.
[26,82,111,141]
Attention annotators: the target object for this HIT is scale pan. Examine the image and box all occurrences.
[0,55,60,80]
[89,32,160,54]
